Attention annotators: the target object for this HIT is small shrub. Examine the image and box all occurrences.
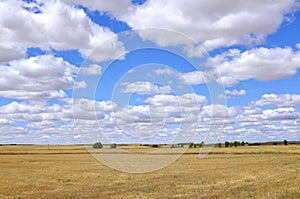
[110,143,117,148]
[143,186,154,193]
[218,143,221,148]
[92,142,103,149]
[189,142,194,148]
[169,182,176,187]
[277,189,289,199]
[200,141,204,147]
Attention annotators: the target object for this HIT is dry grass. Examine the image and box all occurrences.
[0,144,299,198]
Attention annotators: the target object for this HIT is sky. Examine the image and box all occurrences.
[0,0,300,144]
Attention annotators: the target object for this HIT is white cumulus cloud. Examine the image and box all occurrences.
[212,46,300,86]
[121,0,297,49]
[0,55,85,99]
[255,93,300,107]
[0,0,125,62]
[79,64,102,75]
[121,81,172,95]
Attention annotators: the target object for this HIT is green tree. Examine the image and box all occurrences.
[92,142,103,149]
[283,140,288,145]
[218,143,222,148]
[189,142,194,148]
[199,141,205,148]
[241,141,245,146]
[225,141,230,148]
[234,141,238,147]
[110,143,117,148]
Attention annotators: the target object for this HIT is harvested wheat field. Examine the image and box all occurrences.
[0,144,299,199]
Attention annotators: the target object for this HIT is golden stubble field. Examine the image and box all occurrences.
[0,144,299,199]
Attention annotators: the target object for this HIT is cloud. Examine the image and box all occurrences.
[73,98,117,122]
[0,55,85,100]
[0,90,67,100]
[155,68,175,76]
[225,89,246,96]
[108,93,208,138]
[219,89,246,99]
[0,98,119,143]
[79,36,126,62]
[144,93,207,119]
[184,44,206,58]
[197,104,300,142]
[0,118,14,126]
[1,96,300,143]
[0,0,125,62]
[73,98,117,113]
[154,68,214,88]
[80,64,102,75]
[255,93,300,107]
[0,101,62,115]
[111,102,202,138]
[262,107,299,121]
[112,105,165,138]
[63,0,133,16]
[0,44,26,64]
[27,121,56,129]
[212,46,300,86]
[201,104,237,119]
[179,71,212,85]
[113,105,158,124]
[121,81,172,95]
[121,0,297,48]
[145,93,207,108]
[216,76,240,87]
[238,106,299,125]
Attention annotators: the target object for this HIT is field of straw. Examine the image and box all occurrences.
[0,144,299,198]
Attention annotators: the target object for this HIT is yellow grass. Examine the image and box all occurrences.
[0,144,299,198]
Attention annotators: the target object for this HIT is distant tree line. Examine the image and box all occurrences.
[222,141,245,148]
[219,140,289,147]
[92,139,290,149]
[188,142,205,148]
[169,142,205,148]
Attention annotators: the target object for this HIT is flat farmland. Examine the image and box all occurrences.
[0,145,299,198]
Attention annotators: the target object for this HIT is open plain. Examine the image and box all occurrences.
[0,144,299,198]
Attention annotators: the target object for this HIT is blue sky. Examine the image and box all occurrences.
[0,0,300,144]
